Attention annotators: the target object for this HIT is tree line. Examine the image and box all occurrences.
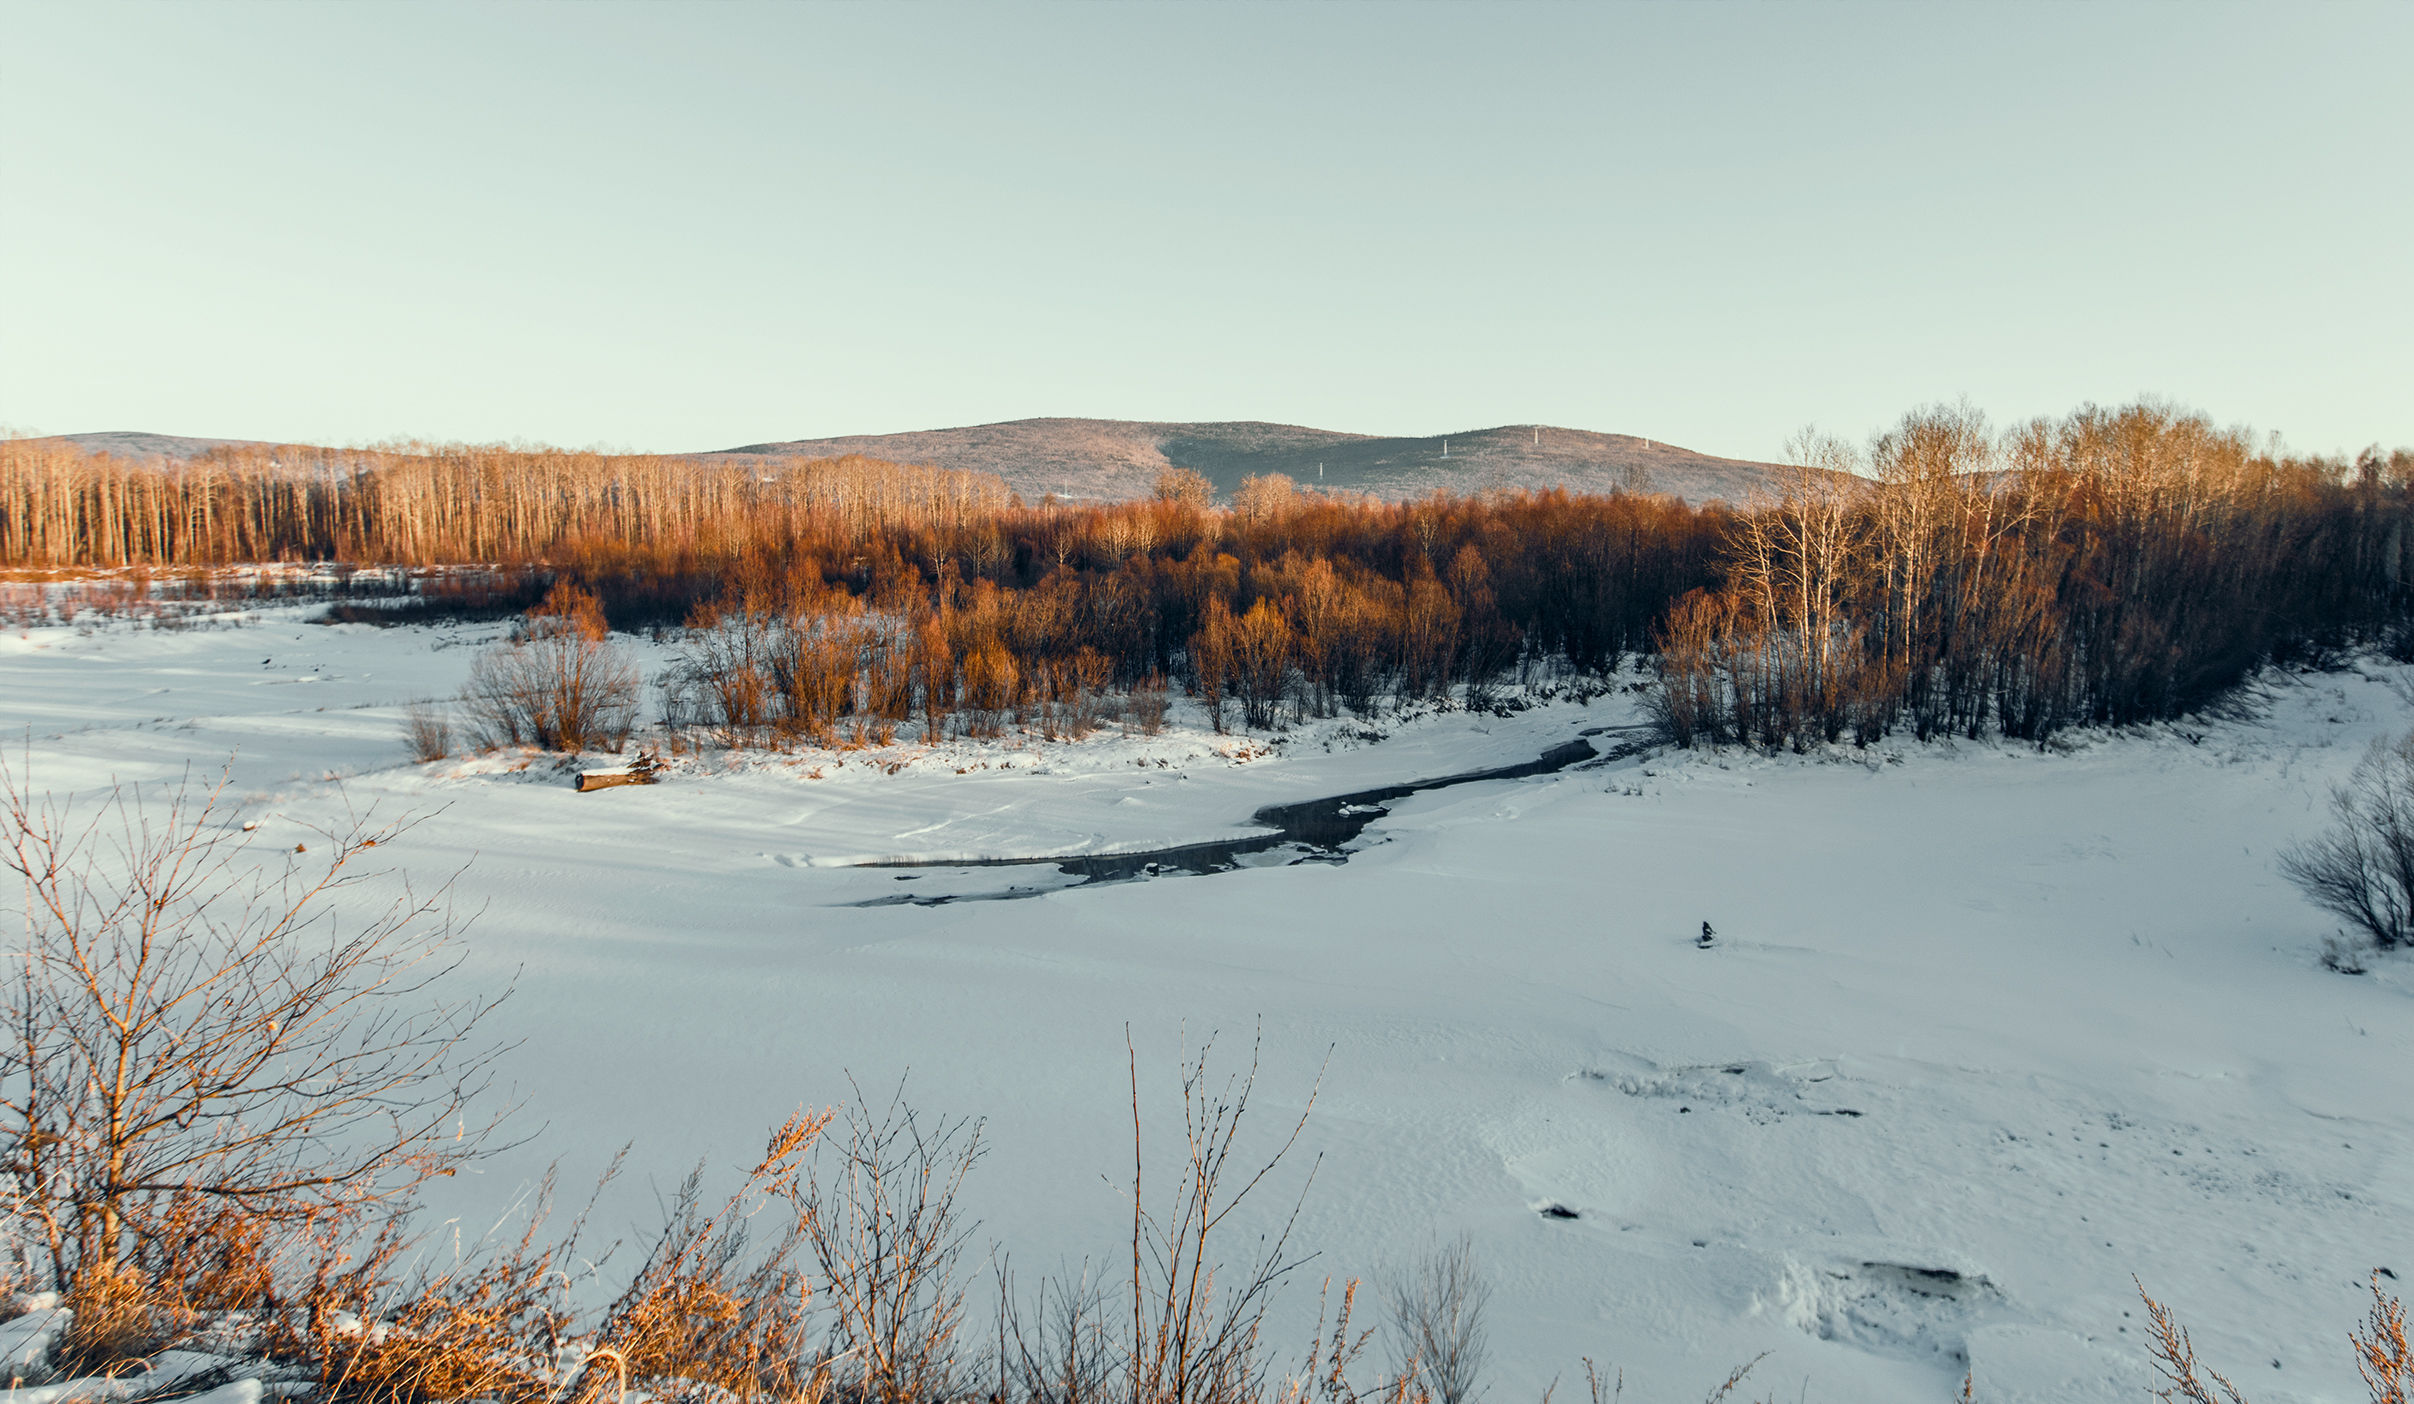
[1653,402,2414,747]
[0,438,1009,568]
[7,404,2410,746]
[624,481,1722,745]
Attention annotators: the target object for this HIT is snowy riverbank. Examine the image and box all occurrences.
[3,608,2408,1402]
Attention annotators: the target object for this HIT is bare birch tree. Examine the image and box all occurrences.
[0,759,507,1291]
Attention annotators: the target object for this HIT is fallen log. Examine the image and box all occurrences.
[575,753,662,792]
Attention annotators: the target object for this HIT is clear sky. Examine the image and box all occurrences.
[3,1,2406,461]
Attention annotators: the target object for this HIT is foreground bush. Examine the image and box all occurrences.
[0,759,504,1373]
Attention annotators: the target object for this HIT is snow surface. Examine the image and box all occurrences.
[2,605,2409,1403]
[0,1305,66,1378]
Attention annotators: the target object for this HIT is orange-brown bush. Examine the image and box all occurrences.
[582,1111,833,1404]
[300,1215,572,1404]
[53,1190,302,1371]
[0,759,520,1393]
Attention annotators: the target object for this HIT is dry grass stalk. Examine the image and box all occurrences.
[2354,1273,2412,1404]
[579,1110,832,1404]
[2137,1280,2252,1404]
[301,1174,586,1404]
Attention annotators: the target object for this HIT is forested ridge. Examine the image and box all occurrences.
[6,400,2409,745]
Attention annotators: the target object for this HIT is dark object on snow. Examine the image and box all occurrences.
[1697,921,1716,948]
[1539,1203,1579,1220]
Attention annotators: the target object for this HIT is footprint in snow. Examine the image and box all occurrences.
[1575,1056,1865,1123]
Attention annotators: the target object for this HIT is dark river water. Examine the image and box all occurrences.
[851,725,1646,906]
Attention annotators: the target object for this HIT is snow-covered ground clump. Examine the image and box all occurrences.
[1,603,2408,1403]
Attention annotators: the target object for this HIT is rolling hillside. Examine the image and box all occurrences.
[26,420,1795,506]
[724,418,1789,504]
[29,431,269,460]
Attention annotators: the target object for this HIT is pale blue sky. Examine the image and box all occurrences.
[3,2,2406,461]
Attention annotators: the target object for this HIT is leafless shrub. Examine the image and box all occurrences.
[403,703,452,762]
[62,1186,307,1369]
[301,1120,841,1404]
[1067,650,1112,739]
[803,1082,984,1404]
[916,620,957,741]
[463,585,642,752]
[1038,650,1115,742]
[1232,602,1294,731]
[0,759,506,1307]
[2280,729,2414,953]
[670,602,780,744]
[1190,601,1235,735]
[993,1262,1117,1404]
[863,626,917,729]
[1386,1238,1489,1404]
[1124,1029,1325,1404]
[1645,591,1730,749]
[1125,674,1171,736]
[772,623,864,744]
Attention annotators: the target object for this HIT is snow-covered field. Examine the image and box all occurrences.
[3,604,2408,1403]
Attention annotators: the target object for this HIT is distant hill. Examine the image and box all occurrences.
[723,418,1788,505]
[26,420,1794,507]
[24,431,270,460]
